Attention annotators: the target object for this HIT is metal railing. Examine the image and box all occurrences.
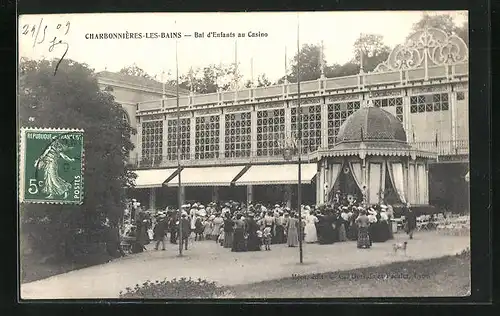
[136,62,469,112]
[408,139,469,156]
[127,150,318,169]
[127,139,469,169]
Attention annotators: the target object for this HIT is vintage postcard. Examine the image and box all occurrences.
[18,11,470,300]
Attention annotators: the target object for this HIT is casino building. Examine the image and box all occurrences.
[97,28,469,212]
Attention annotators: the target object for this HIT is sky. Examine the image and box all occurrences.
[19,11,467,84]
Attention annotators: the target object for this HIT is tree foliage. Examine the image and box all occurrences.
[353,34,391,73]
[244,74,272,88]
[19,58,136,258]
[410,13,469,46]
[178,63,243,94]
[287,44,325,83]
[119,63,152,79]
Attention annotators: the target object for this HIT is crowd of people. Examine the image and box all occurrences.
[119,192,418,254]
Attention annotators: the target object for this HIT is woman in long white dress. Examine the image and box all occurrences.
[304,212,319,243]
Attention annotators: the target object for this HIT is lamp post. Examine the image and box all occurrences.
[175,30,183,257]
[296,14,303,264]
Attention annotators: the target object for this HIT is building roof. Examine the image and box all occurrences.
[96,71,190,94]
[336,106,407,145]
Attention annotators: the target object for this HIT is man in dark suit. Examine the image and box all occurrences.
[179,213,191,251]
[404,203,417,239]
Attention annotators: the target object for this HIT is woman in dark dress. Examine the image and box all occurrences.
[223,214,234,248]
[246,213,261,251]
[273,212,286,244]
[347,209,359,241]
[232,214,247,252]
[318,210,336,244]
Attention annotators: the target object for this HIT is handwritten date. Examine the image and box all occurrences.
[22,18,71,75]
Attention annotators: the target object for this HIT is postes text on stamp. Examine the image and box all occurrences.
[19,128,84,204]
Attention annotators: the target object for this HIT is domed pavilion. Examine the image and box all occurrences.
[315,105,436,206]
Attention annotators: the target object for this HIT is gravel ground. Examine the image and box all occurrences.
[20,231,470,299]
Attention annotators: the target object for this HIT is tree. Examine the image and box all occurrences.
[119,63,152,79]
[244,74,272,88]
[353,34,391,73]
[411,12,456,35]
[287,44,325,83]
[256,74,272,87]
[454,20,469,47]
[410,12,469,46]
[178,63,242,94]
[19,58,136,260]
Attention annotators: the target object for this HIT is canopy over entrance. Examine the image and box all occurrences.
[166,166,246,187]
[132,168,177,188]
[235,163,317,186]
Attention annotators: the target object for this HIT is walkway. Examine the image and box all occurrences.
[20,231,469,299]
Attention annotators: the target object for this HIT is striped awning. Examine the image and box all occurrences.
[132,168,177,188]
[235,163,317,186]
[166,166,246,187]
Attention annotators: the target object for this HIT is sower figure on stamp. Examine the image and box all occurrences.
[34,138,75,199]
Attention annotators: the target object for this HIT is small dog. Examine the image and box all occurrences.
[393,241,408,255]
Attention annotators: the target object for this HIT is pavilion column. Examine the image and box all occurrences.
[285,184,292,208]
[189,115,196,159]
[212,187,219,203]
[179,186,185,206]
[425,163,430,204]
[219,112,225,158]
[321,98,328,149]
[149,187,156,211]
[361,158,367,203]
[362,159,369,204]
[316,161,324,205]
[246,185,253,205]
[250,109,257,157]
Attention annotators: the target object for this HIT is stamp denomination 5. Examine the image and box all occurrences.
[19,128,84,204]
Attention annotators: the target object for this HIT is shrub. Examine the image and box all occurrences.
[119,277,232,299]
[456,247,470,258]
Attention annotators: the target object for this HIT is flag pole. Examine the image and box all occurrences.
[359,33,364,74]
[284,46,288,84]
[296,13,303,265]
[251,57,254,87]
[175,28,183,257]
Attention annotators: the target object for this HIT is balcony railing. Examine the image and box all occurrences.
[127,150,318,169]
[409,139,469,156]
[136,63,468,112]
[127,140,469,169]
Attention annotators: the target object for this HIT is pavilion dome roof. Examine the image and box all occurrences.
[335,106,407,145]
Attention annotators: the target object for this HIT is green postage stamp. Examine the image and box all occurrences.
[19,128,84,204]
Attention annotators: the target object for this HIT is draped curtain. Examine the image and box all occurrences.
[349,161,363,191]
[327,163,342,200]
[408,164,416,204]
[417,164,426,204]
[388,162,407,204]
[368,163,382,204]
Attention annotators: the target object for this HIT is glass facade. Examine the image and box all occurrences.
[291,105,321,153]
[195,115,220,159]
[225,112,251,158]
[373,97,404,122]
[141,120,163,163]
[410,93,449,113]
[327,101,361,147]
[167,118,191,160]
[257,108,285,157]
